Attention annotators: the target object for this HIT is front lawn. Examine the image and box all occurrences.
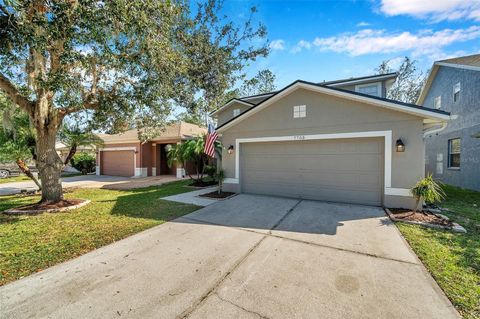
[0,180,199,286]
[397,185,480,319]
[0,175,31,184]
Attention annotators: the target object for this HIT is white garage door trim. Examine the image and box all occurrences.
[96,147,139,177]
[225,130,410,197]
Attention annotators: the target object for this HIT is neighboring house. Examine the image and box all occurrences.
[211,76,449,209]
[418,54,480,191]
[96,121,206,177]
[212,73,398,126]
[55,142,95,172]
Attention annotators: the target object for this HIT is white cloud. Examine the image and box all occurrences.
[291,40,312,53]
[269,39,285,51]
[379,0,480,22]
[312,26,480,56]
[356,21,371,27]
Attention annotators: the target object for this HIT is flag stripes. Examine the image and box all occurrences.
[204,123,218,157]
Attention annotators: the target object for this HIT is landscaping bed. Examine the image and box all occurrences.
[199,191,236,199]
[3,199,90,215]
[388,208,452,226]
[188,180,217,187]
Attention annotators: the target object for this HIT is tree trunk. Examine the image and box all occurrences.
[64,144,77,166]
[36,121,64,203]
[15,159,42,190]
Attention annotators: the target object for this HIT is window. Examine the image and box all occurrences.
[356,83,381,97]
[448,138,461,168]
[453,82,461,102]
[293,105,306,118]
[233,108,241,117]
[434,96,442,109]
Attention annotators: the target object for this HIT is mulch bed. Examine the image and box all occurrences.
[388,208,453,226]
[199,191,236,199]
[3,199,90,215]
[189,180,217,187]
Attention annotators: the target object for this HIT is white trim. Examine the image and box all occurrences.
[355,82,382,97]
[95,166,100,176]
[435,61,480,72]
[210,99,253,116]
[234,130,393,194]
[384,188,411,197]
[326,74,397,87]
[152,167,157,177]
[218,82,450,133]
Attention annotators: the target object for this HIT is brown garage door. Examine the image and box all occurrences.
[240,138,383,206]
[101,150,135,177]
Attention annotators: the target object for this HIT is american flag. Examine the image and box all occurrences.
[204,123,218,158]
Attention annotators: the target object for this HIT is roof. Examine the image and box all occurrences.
[438,54,480,68]
[417,54,480,105]
[320,72,398,86]
[209,99,254,116]
[216,80,450,132]
[97,121,207,144]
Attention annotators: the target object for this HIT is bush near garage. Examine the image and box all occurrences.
[70,153,96,175]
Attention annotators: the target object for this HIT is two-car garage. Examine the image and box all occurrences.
[240,138,384,206]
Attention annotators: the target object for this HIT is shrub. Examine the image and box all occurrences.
[411,174,446,211]
[70,152,96,174]
[203,165,216,179]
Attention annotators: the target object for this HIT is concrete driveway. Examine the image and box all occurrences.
[0,175,179,196]
[0,195,459,318]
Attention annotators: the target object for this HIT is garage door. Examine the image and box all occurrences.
[100,151,135,177]
[240,138,383,206]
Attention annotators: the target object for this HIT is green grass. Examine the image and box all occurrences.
[397,185,480,319]
[0,175,31,184]
[0,180,199,286]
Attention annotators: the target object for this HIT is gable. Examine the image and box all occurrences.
[218,81,450,133]
[223,88,424,135]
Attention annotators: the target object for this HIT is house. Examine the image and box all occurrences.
[418,54,480,191]
[96,121,206,177]
[211,74,450,209]
[55,142,95,172]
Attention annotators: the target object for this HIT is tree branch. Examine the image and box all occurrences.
[0,73,35,114]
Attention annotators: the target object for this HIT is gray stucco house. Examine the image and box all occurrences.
[211,74,450,209]
[418,54,480,191]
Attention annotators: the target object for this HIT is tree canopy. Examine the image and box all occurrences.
[0,0,268,202]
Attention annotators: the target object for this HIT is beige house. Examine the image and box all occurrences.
[96,121,206,177]
[212,75,450,209]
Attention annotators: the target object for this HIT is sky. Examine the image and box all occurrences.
[222,0,480,88]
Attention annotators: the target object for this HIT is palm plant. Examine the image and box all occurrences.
[166,135,222,182]
[410,174,446,212]
[59,124,103,166]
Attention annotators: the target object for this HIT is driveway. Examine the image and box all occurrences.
[0,195,459,318]
[0,175,179,196]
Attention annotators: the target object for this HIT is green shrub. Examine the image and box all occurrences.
[411,174,446,211]
[70,152,96,174]
[203,165,216,179]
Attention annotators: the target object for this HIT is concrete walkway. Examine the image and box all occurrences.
[0,175,180,196]
[162,186,222,206]
[0,195,459,319]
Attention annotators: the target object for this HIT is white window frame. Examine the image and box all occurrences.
[448,138,461,169]
[434,96,442,109]
[355,82,382,97]
[293,105,306,118]
[453,82,461,102]
[233,108,241,117]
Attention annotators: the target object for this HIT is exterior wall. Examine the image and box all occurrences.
[96,142,141,177]
[220,88,426,209]
[141,142,152,176]
[423,66,480,190]
[216,101,252,127]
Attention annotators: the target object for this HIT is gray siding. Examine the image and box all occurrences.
[328,80,388,98]
[215,102,252,127]
[423,66,480,190]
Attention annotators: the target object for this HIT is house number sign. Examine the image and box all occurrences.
[293,135,306,140]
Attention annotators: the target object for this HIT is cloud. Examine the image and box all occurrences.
[356,21,371,27]
[312,26,480,56]
[379,0,480,22]
[291,40,312,53]
[269,39,285,51]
